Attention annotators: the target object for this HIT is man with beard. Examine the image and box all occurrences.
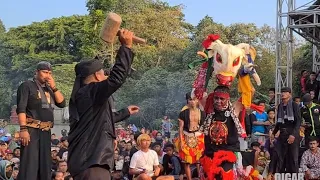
[200,86,243,180]
[0,160,14,180]
[16,61,66,180]
[271,87,301,174]
[177,92,206,180]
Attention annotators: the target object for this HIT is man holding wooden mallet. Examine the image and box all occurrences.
[68,13,145,180]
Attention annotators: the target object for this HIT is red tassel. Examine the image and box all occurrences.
[201,151,237,180]
[204,92,215,114]
[201,61,208,68]
[193,62,209,100]
[241,107,246,130]
[202,34,220,49]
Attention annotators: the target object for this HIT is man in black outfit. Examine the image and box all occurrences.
[16,61,66,180]
[272,87,301,174]
[68,29,139,180]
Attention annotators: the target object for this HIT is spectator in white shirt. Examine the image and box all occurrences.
[129,134,173,180]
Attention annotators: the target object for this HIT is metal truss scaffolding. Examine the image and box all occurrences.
[275,0,320,104]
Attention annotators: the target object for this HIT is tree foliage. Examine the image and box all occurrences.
[0,19,5,34]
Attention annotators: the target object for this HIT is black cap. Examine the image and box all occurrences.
[151,142,162,148]
[214,86,230,93]
[75,59,104,78]
[281,87,291,93]
[37,61,52,71]
[251,141,261,148]
[302,93,312,105]
[60,136,68,142]
[186,92,191,100]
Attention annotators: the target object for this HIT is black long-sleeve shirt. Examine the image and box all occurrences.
[16,80,66,121]
[67,46,133,176]
[273,101,301,138]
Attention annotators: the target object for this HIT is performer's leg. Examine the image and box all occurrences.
[196,163,200,178]
[74,166,111,180]
[287,141,299,173]
[184,163,192,180]
[18,128,40,180]
[39,130,52,180]
[276,139,288,173]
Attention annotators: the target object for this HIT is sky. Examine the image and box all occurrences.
[0,0,314,30]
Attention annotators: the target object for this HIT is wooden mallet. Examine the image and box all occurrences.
[100,12,146,44]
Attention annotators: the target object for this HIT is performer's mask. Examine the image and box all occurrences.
[213,92,229,111]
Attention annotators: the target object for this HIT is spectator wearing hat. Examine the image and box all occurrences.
[8,132,19,152]
[5,149,13,161]
[16,61,66,180]
[272,87,301,173]
[301,93,320,146]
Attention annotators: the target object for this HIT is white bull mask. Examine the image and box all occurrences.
[203,35,247,87]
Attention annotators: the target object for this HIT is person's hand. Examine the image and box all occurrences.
[305,170,311,179]
[19,130,30,146]
[46,75,56,90]
[287,135,295,144]
[128,105,139,115]
[270,134,275,141]
[114,140,118,151]
[154,166,160,176]
[118,29,133,49]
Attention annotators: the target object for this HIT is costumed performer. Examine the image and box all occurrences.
[200,86,242,180]
[178,92,205,180]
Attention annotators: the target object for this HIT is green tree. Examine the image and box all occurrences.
[53,63,76,104]
[0,19,5,34]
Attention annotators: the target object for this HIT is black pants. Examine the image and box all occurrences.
[74,166,111,180]
[164,132,171,138]
[275,133,299,173]
[18,128,51,180]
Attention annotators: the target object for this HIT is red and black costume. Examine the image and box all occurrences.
[200,86,240,180]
